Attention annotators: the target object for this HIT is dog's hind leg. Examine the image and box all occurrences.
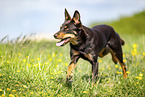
[99,47,109,58]
[107,42,127,78]
[99,46,118,64]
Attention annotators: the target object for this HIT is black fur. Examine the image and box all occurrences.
[54,9,127,83]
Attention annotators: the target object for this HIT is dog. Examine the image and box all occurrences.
[54,9,127,83]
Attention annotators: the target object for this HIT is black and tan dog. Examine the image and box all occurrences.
[54,9,127,83]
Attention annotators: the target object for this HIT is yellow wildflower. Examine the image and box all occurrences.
[7,61,9,63]
[139,73,143,77]
[83,91,88,94]
[15,84,19,86]
[31,59,34,61]
[109,68,111,70]
[23,59,26,62]
[78,70,81,72]
[15,94,18,97]
[58,59,62,62]
[30,91,33,94]
[142,52,145,56]
[126,71,130,74]
[132,43,137,48]
[99,59,102,63]
[59,53,63,57]
[9,76,11,78]
[65,63,68,66]
[9,94,15,97]
[115,65,118,68]
[12,90,16,93]
[37,58,40,61]
[52,53,56,57]
[17,70,20,73]
[28,64,31,68]
[133,48,137,53]
[0,89,2,91]
[18,53,21,56]
[41,78,43,80]
[131,48,138,56]
[49,58,52,61]
[48,55,51,57]
[123,59,126,63]
[23,85,28,88]
[7,88,11,91]
[123,54,125,58]
[117,71,122,74]
[138,77,142,80]
[131,51,136,56]
[136,77,142,80]
[45,62,48,64]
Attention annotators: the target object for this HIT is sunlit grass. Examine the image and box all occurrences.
[0,34,144,96]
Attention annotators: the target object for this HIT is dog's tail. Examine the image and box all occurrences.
[120,38,125,45]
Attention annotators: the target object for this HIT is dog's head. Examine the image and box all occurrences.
[54,9,82,46]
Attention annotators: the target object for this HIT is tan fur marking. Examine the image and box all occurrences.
[63,34,75,39]
[65,26,67,28]
[66,63,77,78]
[84,53,93,61]
[99,48,106,57]
[56,32,65,39]
[73,31,77,35]
[71,49,80,56]
[108,47,127,78]
[73,18,80,24]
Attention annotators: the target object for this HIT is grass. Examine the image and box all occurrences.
[0,34,145,97]
[0,11,145,96]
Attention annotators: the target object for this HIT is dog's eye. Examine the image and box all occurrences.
[64,26,69,30]
[65,26,67,29]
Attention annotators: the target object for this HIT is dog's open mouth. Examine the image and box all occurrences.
[56,37,71,46]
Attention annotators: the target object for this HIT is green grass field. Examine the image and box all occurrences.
[0,11,145,97]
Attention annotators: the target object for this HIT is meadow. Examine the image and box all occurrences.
[0,11,145,96]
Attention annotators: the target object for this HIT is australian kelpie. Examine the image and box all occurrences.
[54,9,127,83]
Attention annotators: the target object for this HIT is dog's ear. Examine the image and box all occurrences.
[65,8,71,21]
[72,10,82,26]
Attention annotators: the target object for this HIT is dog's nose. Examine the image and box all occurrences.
[54,33,58,38]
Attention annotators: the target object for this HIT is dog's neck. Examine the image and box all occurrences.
[70,25,94,53]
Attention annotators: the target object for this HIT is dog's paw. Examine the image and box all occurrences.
[66,76,73,87]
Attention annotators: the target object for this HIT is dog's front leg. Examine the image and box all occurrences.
[92,61,99,83]
[66,56,80,83]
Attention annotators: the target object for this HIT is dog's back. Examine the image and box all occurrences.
[92,24,124,48]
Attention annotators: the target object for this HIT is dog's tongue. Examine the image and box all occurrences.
[56,40,65,46]
[56,38,71,46]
